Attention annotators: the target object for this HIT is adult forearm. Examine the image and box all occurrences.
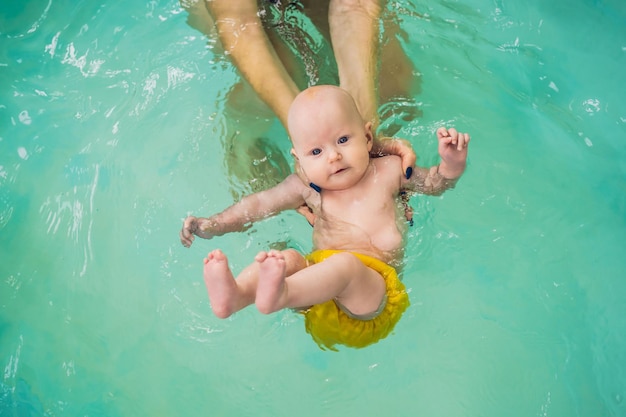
[329,0,382,127]
[206,0,299,128]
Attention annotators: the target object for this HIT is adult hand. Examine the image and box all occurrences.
[372,137,417,179]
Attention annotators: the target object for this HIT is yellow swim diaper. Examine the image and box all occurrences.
[302,250,410,351]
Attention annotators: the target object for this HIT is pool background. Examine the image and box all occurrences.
[1,0,625,416]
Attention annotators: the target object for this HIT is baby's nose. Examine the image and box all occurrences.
[328,149,342,161]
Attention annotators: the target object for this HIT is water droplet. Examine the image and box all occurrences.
[19,110,32,125]
[17,147,28,160]
[582,99,600,113]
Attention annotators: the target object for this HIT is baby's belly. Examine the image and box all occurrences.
[312,225,404,265]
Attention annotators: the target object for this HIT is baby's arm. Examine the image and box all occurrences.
[436,127,469,179]
[180,174,307,247]
[403,127,470,196]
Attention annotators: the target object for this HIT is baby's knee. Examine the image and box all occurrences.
[282,249,306,272]
[329,252,363,273]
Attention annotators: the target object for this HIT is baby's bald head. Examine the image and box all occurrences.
[287,85,364,148]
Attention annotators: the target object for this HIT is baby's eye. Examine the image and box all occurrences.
[311,148,322,156]
[338,136,349,144]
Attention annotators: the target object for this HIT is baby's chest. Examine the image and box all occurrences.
[322,192,398,226]
[317,198,404,254]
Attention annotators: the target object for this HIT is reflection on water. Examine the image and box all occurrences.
[223,133,292,199]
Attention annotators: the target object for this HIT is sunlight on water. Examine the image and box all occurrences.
[1,0,625,416]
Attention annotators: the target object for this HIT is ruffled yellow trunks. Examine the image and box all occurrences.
[302,250,410,351]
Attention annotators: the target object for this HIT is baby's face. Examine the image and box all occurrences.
[291,99,372,191]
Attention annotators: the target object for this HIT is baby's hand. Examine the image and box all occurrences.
[180,216,209,248]
[437,127,470,167]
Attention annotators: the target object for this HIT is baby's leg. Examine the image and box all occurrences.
[203,249,256,318]
[256,251,386,317]
[254,249,307,314]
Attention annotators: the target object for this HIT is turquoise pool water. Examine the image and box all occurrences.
[1,0,625,415]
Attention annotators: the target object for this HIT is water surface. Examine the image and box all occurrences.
[1,0,625,416]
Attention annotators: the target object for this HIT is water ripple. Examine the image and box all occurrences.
[2,334,22,381]
[0,0,52,39]
[38,162,99,277]
[60,42,105,78]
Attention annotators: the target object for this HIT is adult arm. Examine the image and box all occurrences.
[205,0,299,128]
[329,0,416,174]
[180,174,307,247]
[329,0,381,127]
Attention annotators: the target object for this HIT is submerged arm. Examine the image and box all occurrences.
[180,175,307,247]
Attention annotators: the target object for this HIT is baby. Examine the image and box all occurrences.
[180,85,470,350]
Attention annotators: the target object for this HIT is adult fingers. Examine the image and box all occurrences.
[390,138,417,178]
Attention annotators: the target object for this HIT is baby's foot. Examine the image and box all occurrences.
[255,250,287,314]
[203,250,238,318]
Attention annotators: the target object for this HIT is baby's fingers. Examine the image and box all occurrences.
[437,127,459,145]
[439,128,470,150]
[447,127,459,140]
[180,229,195,247]
[456,132,471,150]
[180,216,197,247]
[436,127,450,139]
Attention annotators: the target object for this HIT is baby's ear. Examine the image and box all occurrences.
[291,150,309,184]
[364,122,374,151]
